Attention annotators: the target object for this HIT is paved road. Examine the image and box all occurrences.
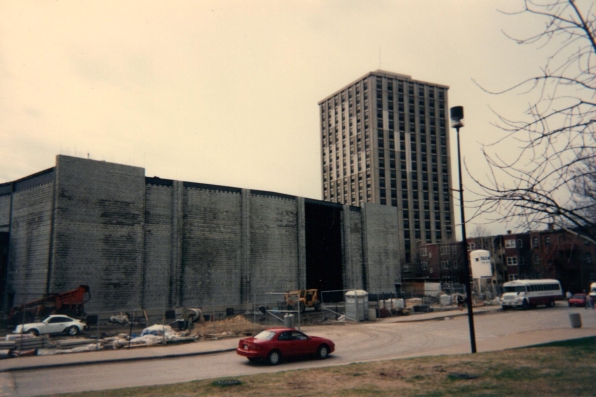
[1,304,595,396]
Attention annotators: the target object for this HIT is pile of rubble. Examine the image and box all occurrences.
[192,315,263,339]
[60,323,199,353]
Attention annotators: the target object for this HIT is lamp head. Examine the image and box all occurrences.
[450,106,464,128]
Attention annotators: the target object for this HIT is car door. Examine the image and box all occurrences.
[289,331,310,355]
[47,317,70,334]
[277,331,299,357]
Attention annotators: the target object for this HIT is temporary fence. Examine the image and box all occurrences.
[1,284,484,357]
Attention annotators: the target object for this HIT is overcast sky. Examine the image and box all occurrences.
[0,1,560,236]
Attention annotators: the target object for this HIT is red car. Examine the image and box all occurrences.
[236,328,335,365]
[568,294,587,307]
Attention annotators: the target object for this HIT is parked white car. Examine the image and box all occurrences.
[13,315,87,336]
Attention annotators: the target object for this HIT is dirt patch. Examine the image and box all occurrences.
[191,316,264,339]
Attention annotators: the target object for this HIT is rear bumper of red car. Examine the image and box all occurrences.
[236,348,265,359]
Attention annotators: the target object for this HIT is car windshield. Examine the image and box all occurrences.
[572,294,585,299]
[253,331,276,341]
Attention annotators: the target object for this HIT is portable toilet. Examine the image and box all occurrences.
[345,290,369,321]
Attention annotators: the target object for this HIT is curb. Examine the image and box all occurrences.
[0,348,237,373]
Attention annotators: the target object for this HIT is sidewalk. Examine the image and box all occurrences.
[0,335,240,373]
[384,303,501,323]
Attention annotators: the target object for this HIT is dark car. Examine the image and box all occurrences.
[236,328,335,365]
[568,294,587,307]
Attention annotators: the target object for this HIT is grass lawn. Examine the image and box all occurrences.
[49,337,596,397]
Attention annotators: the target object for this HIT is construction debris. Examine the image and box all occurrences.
[55,338,98,349]
[141,324,174,337]
[109,313,130,325]
[0,348,38,359]
[192,315,262,338]
[54,344,103,354]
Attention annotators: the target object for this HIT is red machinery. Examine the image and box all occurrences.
[8,285,91,325]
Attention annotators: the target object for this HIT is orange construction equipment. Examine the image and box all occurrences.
[8,285,91,325]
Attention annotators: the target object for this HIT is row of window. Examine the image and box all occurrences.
[322,119,447,147]
[324,163,450,192]
[505,239,523,248]
[322,114,447,137]
[321,88,447,137]
[421,245,460,257]
[467,253,593,268]
[322,96,446,121]
[320,78,446,112]
[506,256,531,266]
[420,261,459,270]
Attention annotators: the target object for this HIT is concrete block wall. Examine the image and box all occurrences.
[362,203,401,292]
[0,192,11,233]
[143,182,174,310]
[342,206,365,290]
[3,156,403,314]
[181,185,243,308]
[5,180,54,306]
[249,193,303,303]
[51,156,145,312]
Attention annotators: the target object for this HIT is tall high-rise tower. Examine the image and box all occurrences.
[319,70,455,263]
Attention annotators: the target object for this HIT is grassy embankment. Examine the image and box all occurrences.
[51,337,596,397]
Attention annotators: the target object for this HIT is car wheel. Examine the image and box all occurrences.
[522,300,529,310]
[66,326,79,336]
[29,329,40,337]
[568,302,572,307]
[547,299,554,308]
[317,345,329,359]
[501,306,509,310]
[268,350,281,365]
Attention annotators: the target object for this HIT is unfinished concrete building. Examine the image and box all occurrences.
[0,156,401,313]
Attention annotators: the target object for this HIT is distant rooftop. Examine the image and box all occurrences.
[318,70,449,104]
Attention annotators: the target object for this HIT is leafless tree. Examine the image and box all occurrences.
[470,225,491,238]
[471,0,595,237]
[570,155,596,224]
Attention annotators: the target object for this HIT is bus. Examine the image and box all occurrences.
[501,279,563,310]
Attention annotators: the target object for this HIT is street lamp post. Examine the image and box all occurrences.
[450,106,477,354]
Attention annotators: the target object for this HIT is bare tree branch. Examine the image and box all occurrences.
[473,0,596,238]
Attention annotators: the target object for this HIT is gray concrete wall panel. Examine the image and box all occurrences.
[0,194,11,233]
[5,182,54,306]
[143,184,174,310]
[249,193,299,303]
[343,206,365,290]
[362,203,401,292]
[180,187,242,307]
[51,156,145,312]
